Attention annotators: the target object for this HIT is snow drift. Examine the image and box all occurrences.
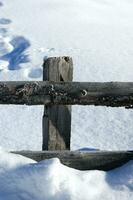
[0,150,132,200]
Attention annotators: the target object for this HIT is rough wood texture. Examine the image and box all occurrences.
[42,57,73,150]
[11,151,133,171]
[1,82,133,108]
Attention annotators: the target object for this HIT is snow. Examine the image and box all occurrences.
[0,0,133,198]
[0,150,132,200]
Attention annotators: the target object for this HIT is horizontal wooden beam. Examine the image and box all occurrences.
[1,81,133,107]
[12,150,133,171]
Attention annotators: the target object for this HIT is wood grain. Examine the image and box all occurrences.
[12,150,133,171]
[1,81,133,108]
[42,57,73,150]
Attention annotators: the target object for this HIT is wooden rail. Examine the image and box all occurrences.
[1,81,133,108]
[12,150,133,171]
[0,56,132,170]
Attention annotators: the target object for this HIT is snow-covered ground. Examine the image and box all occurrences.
[0,0,133,199]
[0,149,132,200]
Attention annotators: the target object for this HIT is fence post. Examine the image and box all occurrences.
[42,57,73,150]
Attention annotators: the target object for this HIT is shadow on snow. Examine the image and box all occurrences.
[0,18,12,25]
[0,36,30,70]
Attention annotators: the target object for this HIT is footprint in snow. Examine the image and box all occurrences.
[25,67,42,79]
[0,2,3,7]
[0,36,31,70]
[0,7,30,72]
[0,18,12,25]
[0,36,13,70]
[0,28,8,36]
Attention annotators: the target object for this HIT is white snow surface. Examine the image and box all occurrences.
[0,150,132,200]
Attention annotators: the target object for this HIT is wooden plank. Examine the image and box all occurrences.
[42,57,73,150]
[1,81,133,108]
[11,150,133,171]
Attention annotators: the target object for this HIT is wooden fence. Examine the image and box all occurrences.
[0,56,133,170]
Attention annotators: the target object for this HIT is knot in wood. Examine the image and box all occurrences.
[81,90,87,97]
[16,82,39,98]
[63,56,70,63]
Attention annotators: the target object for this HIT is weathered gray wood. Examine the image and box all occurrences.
[1,82,133,108]
[11,151,133,171]
[42,57,73,150]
